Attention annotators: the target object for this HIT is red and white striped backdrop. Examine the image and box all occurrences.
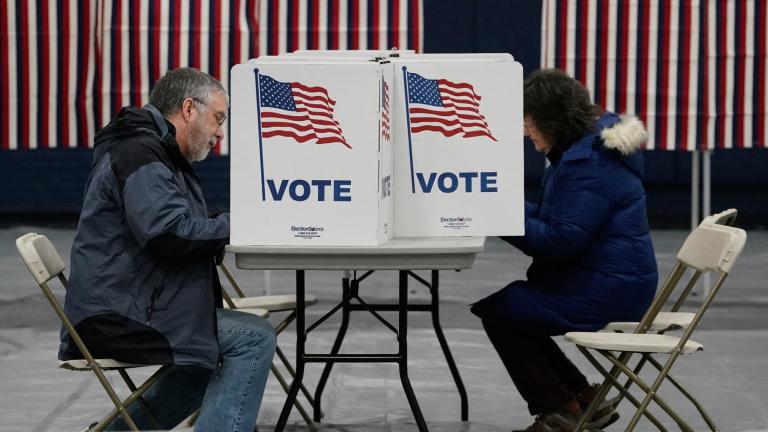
[542,0,768,151]
[0,0,423,154]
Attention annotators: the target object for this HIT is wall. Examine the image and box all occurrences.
[1,0,766,228]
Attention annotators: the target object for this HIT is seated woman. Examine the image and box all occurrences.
[471,68,658,432]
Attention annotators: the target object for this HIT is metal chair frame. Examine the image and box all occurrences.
[16,233,171,431]
[568,223,747,431]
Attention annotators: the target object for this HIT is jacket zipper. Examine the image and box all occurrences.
[146,268,168,322]
[146,284,164,321]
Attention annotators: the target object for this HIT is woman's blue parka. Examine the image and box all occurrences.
[471,112,658,335]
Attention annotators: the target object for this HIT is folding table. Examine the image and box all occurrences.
[227,236,485,432]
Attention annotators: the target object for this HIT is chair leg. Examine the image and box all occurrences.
[275,345,317,409]
[180,409,199,428]
[219,262,247,298]
[600,351,695,432]
[645,355,718,431]
[117,369,161,429]
[574,348,668,432]
[92,365,171,431]
[89,366,141,431]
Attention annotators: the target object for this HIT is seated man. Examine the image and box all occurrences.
[60,68,276,431]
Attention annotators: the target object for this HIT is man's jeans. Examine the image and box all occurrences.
[108,309,276,431]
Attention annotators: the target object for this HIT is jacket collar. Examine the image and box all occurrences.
[553,112,647,178]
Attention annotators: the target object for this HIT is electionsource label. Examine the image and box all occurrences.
[440,216,472,230]
[291,225,325,239]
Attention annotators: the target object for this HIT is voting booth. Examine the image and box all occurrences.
[230,52,524,245]
[230,59,394,246]
[390,56,524,237]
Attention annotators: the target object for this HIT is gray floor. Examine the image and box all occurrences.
[1,226,767,431]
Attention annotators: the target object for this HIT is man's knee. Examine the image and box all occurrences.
[217,309,277,353]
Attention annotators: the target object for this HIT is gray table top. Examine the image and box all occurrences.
[227,237,485,270]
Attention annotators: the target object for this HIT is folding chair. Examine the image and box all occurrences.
[16,233,171,432]
[603,208,738,334]
[218,261,320,430]
[566,223,747,431]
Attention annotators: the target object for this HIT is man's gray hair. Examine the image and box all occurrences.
[149,68,228,116]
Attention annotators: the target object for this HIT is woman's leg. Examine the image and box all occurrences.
[482,318,575,415]
[539,336,590,394]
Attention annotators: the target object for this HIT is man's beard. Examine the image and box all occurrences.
[186,119,214,162]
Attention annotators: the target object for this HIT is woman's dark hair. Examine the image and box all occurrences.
[524,68,601,149]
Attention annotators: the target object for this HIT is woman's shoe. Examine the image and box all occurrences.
[578,384,620,429]
[513,398,581,432]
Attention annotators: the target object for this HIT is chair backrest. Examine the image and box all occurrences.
[663,209,739,313]
[700,208,738,227]
[16,233,106,367]
[634,223,747,334]
[16,233,67,285]
[677,222,746,274]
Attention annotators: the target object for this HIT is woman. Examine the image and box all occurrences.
[471,69,658,432]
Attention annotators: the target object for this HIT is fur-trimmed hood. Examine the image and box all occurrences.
[591,112,647,178]
[600,115,648,156]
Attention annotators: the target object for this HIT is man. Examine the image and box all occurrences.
[60,68,276,431]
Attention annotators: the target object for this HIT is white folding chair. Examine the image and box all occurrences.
[16,233,171,431]
[218,261,320,430]
[567,223,747,431]
[603,208,738,334]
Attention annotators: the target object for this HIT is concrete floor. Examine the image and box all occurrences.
[1,226,767,431]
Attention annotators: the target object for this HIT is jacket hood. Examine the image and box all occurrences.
[594,112,647,177]
[92,105,173,167]
[600,114,648,156]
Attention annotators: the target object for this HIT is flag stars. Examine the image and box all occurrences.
[407,72,442,106]
[259,75,296,111]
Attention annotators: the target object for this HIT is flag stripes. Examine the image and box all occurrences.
[1,0,423,154]
[381,79,391,141]
[542,0,768,151]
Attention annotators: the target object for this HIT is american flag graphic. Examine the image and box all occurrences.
[542,0,767,151]
[257,73,350,148]
[406,71,496,141]
[381,79,391,141]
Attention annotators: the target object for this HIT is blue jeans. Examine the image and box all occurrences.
[108,308,276,431]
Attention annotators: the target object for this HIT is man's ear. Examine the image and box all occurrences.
[181,98,195,122]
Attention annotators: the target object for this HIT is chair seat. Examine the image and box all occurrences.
[602,312,696,333]
[59,359,156,370]
[221,305,270,318]
[231,294,318,312]
[565,332,704,354]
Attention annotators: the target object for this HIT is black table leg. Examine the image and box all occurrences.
[312,275,352,421]
[275,270,306,432]
[398,270,428,431]
[429,270,469,421]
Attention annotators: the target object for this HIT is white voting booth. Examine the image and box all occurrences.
[389,56,523,236]
[230,51,524,245]
[230,59,394,246]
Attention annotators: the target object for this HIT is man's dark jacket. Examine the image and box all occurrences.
[59,104,228,368]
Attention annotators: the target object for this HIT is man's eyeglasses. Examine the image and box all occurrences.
[192,97,227,127]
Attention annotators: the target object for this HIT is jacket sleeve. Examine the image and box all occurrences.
[499,200,537,247]
[511,161,610,261]
[120,159,229,260]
